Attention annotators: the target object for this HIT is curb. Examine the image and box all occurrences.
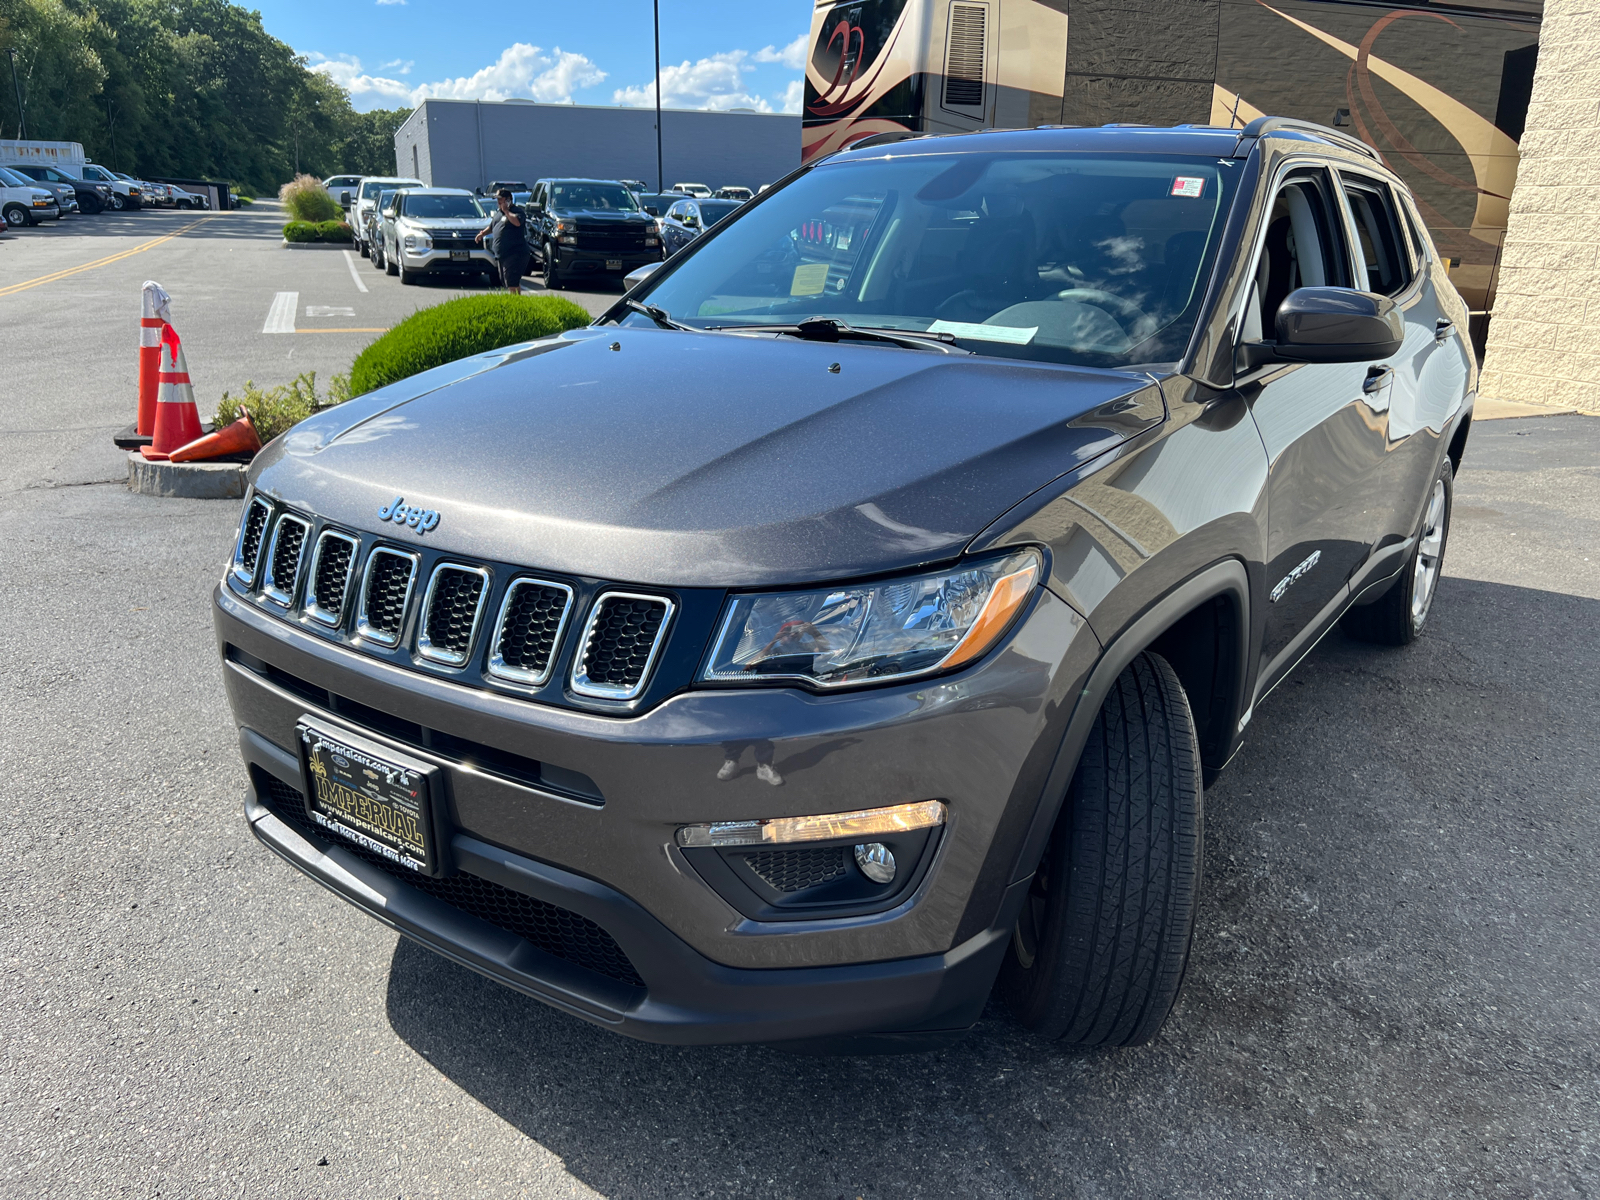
[281,240,351,250]
[127,452,247,499]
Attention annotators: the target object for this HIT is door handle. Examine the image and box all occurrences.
[1363,365,1394,395]
[1434,318,1455,342]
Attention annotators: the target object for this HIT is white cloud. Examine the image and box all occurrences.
[308,54,413,102]
[310,45,604,107]
[754,35,807,70]
[613,51,777,113]
[777,79,803,114]
[374,0,405,6]
[380,58,413,76]
[412,44,604,104]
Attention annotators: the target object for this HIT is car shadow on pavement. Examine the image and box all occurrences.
[384,575,1600,1198]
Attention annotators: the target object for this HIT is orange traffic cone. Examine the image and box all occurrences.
[137,281,171,436]
[169,412,262,462]
[140,327,204,461]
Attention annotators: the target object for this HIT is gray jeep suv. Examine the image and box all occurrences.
[216,119,1473,1050]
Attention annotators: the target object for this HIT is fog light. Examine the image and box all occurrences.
[676,799,945,848]
[854,842,896,884]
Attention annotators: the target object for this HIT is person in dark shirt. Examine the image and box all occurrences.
[475,188,529,293]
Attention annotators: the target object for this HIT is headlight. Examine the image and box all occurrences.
[645,237,660,246]
[404,231,431,250]
[700,549,1040,689]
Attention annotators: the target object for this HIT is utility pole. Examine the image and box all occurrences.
[105,95,118,164]
[7,48,26,141]
[654,0,663,193]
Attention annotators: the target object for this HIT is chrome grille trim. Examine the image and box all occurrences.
[487,577,575,686]
[261,514,311,607]
[570,591,676,701]
[231,494,273,587]
[303,530,360,627]
[356,547,419,647]
[416,563,492,666]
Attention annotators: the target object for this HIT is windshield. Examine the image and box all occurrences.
[362,179,418,201]
[0,167,32,187]
[550,183,639,211]
[700,200,743,227]
[632,152,1233,368]
[402,193,482,219]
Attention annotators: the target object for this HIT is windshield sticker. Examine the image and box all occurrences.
[790,262,830,296]
[926,320,1038,345]
[1171,176,1206,198]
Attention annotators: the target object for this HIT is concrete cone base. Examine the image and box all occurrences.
[127,452,247,499]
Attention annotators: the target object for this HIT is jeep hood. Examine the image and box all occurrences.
[250,327,1161,588]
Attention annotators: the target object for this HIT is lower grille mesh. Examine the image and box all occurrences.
[746,846,849,893]
[580,596,669,693]
[259,775,644,988]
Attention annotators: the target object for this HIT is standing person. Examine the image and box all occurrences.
[475,188,529,293]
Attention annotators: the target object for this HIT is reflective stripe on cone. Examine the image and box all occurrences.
[140,330,203,461]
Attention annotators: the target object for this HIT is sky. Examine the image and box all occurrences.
[248,0,812,115]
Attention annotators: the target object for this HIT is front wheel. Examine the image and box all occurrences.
[110,193,125,211]
[1340,456,1454,646]
[1001,651,1203,1047]
[544,242,564,289]
[3,205,27,228]
[81,194,103,214]
[398,262,416,285]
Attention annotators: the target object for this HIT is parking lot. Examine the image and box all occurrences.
[2,207,1597,1199]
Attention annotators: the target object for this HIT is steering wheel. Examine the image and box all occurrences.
[1054,288,1150,330]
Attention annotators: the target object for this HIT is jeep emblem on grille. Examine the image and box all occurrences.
[377,496,440,534]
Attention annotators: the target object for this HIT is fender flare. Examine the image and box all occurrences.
[1007,558,1251,887]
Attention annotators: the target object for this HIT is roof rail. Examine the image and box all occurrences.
[845,131,933,152]
[1231,116,1380,161]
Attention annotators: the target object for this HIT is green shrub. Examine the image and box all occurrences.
[278,173,341,223]
[282,220,317,242]
[214,371,353,444]
[313,219,353,243]
[348,294,592,396]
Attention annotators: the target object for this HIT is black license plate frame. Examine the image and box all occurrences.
[296,717,445,876]
[606,258,623,271]
[450,249,470,261]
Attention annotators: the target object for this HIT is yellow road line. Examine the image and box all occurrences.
[0,215,220,297]
[295,328,389,334]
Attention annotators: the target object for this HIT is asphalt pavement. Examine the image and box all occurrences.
[1,206,1596,1199]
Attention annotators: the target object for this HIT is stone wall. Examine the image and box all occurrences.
[1479,0,1600,411]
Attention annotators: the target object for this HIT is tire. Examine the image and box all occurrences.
[385,248,398,277]
[1001,651,1203,1048]
[372,239,387,271]
[3,204,27,228]
[544,242,564,289]
[110,192,125,211]
[399,263,416,285]
[81,194,103,215]
[358,239,369,259]
[1340,456,1453,647]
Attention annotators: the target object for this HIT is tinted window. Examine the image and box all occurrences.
[1341,175,1413,297]
[550,183,639,211]
[636,152,1236,368]
[700,200,743,227]
[402,194,481,219]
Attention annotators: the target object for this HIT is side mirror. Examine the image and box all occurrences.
[644,205,659,216]
[624,261,665,291]
[1240,287,1404,368]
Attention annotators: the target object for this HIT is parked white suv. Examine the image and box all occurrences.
[351,175,423,258]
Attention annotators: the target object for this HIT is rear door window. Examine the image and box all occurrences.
[1340,175,1414,296]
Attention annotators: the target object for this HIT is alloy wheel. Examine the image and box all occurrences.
[1410,478,1447,630]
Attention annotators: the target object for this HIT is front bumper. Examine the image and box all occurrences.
[401,245,497,273]
[552,245,662,275]
[217,576,1096,1043]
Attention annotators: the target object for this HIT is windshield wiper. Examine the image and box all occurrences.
[626,299,692,331]
[706,317,967,353]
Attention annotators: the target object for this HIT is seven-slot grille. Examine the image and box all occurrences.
[304,531,359,626]
[358,548,419,646]
[417,564,490,665]
[489,579,574,685]
[571,592,675,700]
[232,499,675,700]
[261,514,310,606]
[232,495,273,585]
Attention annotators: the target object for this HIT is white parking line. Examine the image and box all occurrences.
[342,250,370,294]
[263,291,298,334]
